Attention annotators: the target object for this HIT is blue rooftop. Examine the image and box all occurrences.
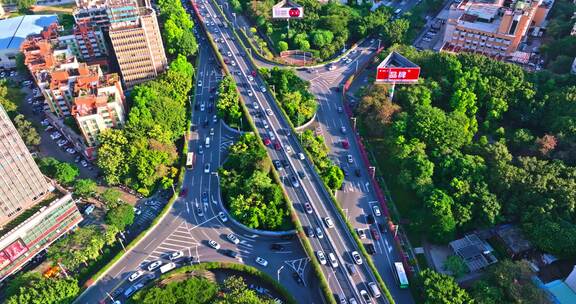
[0,15,58,50]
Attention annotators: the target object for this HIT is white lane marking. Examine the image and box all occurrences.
[143,237,157,250]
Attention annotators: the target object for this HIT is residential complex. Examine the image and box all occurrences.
[0,105,53,227]
[441,0,550,57]
[59,21,109,62]
[21,26,126,160]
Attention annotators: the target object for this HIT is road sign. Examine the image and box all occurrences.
[376,67,420,83]
[375,52,420,84]
[272,0,304,19]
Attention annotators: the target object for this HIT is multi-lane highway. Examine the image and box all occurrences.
[204,1,416,303]
[195,0,390,303]
[73,23,321,304]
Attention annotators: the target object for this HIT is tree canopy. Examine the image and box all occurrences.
[5,273,79,304]
[220,133,290,230]
[418,269,473,304]
[157,0,198,56]
[97,56,193,195]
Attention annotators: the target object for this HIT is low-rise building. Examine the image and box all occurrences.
[21,26,125,160]
[0,192,83,283]
[441,0,550,58]
[449,234,498,272]
[0,15,58,69]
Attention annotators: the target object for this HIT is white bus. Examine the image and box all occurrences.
[186,152,195,170]
[394,262,409,288]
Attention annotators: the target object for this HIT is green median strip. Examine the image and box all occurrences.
[200,7,336,303]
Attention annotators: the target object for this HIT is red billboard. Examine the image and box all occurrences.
[0,251,10,270]
[2,239,28,261]
[376,67,420,83]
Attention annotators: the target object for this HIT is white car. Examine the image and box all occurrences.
[324,217,334,228]
[263,121,269,129]
[247,75,254,82]
[255,257,268,267]
[204,163,211,173]
[227,233,240,244]
[66,148,76,154]
[315,227,324,239]
[260,86,267,93]
[360,290,372,304]
[347,155,353,163]
[316,251,327,265]
[253,102,259,109]
[341,126,347,133]
[198,80,203,86]
[248,90,253,96]
[80,160,88,167]
[208,240,220,249]
[200,103,205,111]
[328,252,339,268]
[218,211,228,222]
[265,108,273,116]
[147,260,162,271]
[357,228,366,239]
[170,250,183,260]
[373,206,381,217]
[298,153,305,160]
[351,251,362,265]
[227,51,232,57]
[128,270,143,282]
[231,60,236,66]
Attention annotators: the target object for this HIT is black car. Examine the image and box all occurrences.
[273,160,282,170]
[281,159,289,168]
[305,226,314,237]
[292,272,304,285]
[378,223,386,233]
[203,118,209,127]
[355,168,361,177]
[270,243,284,251]
[223,249,238,258]
[367,214,375,224]
[346,263,357,276]
[195,103,200,110]
[364,243,376,255]
[298,171,306,179]
[202,191,208,203]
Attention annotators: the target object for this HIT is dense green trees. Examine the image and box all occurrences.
[470,260,547,304]
[132,275,277,304]
[37,157,79,186]
[5,272,79,304]
[48,225,106,270]
[300,130,344,190]
[216,75,243,128]
[97,56,194,195]
[237,0,408,59]
[418,269,473,304]
[14,114,41,146]
[157,0,198,56]
[220,133,290,230]
[105,202,135,231]
[539,0,576,73]
[101,188,122,208]
[73,179,97,198]
[358,45,576,257]
[260,67,317,126]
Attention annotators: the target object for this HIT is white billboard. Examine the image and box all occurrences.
[272,6,303,19]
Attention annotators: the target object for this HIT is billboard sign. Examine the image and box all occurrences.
[3,239,28,261]
[272,6,303,18]
[272,0,303,19]
[376,67,420,83]
[375,51,420,84]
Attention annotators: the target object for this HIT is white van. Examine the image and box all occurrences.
[160,262,177,274]
[205,137,210,148]
[394,8,402,15]
[368,281,381,298]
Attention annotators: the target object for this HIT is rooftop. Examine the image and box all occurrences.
[495,224,532,256]
[0,15,58,50]
[450,234,498,272]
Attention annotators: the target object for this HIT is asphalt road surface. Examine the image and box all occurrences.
[196,0,389,303]
[74,33,320,304]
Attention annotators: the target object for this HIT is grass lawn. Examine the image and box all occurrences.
[31,4,76,14]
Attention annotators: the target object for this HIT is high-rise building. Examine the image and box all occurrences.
[59,21,109,61]
[441,0,550,58]
[108,4,167,88]
[0,105,53,227]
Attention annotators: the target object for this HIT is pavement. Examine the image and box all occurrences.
[197,0,391,303]
[73,13,320,304]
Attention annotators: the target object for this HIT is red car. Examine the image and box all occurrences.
[251,70,257,77]
[342,140,349,149]
[179,188,187,197]
[371,228,380,240]
[274,141,281,150]
[263,138,271,145]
